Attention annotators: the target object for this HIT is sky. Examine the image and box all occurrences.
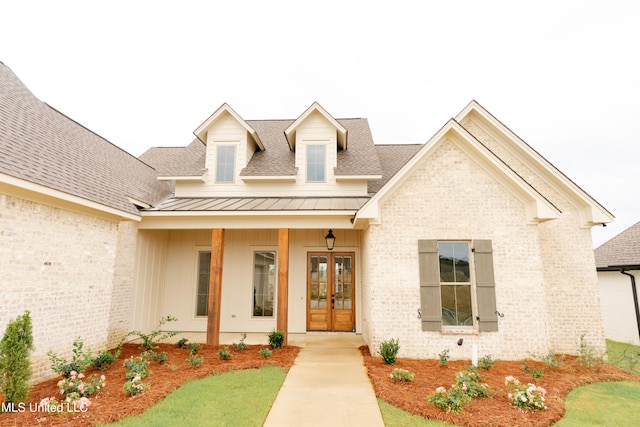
[1,0,638,247]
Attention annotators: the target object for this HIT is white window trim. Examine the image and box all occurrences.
[305,143,328,183]
[251,248,278,320]
[438,240,478,330]
[215,144,237,184]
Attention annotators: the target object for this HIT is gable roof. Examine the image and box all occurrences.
[456,100,614,227]
[354,117,563,227]
[368,144,422,194]
[193,103,264,150]
[595,221,640,269]
[284,102,348,150]
[0,62,171,218]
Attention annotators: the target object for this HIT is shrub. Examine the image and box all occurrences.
[541,350,565,369]
[186,342,202,355]
[233,333,248,351]
[522,361,544,379]
[390,368,415,383]
[258,348,272,358]
[218,346,232,360]
[577,334,603,368]
[123,375,149,396]
[48,336,93,378]
[0,310,34,406]
[438,348,450,366]
[378,338,400,365]
[505,375,547,410]
[143,350,167,364]
[176,338,189,348]
[268,330,284,349]
[92,336,125,371]
[57,371,106,402]
[427,366,490,413]
[127,315,179,351]
[185,352,204,367]
[124,356,151,381]
[478,354,495,370]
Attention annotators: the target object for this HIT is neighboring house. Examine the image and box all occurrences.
[0,62,614,382]
[595,222,640,345]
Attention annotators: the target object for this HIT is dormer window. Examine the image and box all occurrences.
[215,145,236,183]
[306,144,326,182]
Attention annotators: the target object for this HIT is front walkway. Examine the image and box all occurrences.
[263,333,385,427]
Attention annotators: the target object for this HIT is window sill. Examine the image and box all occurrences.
[440,328,479,336]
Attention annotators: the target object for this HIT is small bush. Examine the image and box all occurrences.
[217,347,232,360]
[0,310,34,406]
[124,356,150,381]
[268,330,284,349]
[57,371,106,402]
[378,338,400,365]
[390,368,415,383]
[123,375,149,396]
[92,337,125,371]
[438,349,450,366]
[522,361,544,379]
[577,334,603,368]
[127,315,180,351]
[144,350,167,364]
[478,354,495,370]
[233,333,248,351]
[505,375,547,410]
[541,351,565,369]
[185,352,204,367]
[176,338,189,348]
[48,336,93,378]
[186,342,202,355]
[258,348,272,358]
[427,366,491,413]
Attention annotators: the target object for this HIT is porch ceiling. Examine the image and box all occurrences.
[144,196,370,212]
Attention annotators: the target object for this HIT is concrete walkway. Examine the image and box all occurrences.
[263,333,385,427]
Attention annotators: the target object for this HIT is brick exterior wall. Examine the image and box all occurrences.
[361,135,604,361]
[0,193,133,382]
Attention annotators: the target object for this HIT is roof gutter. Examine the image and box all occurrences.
[620,269,640,344]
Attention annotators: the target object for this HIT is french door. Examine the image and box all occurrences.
[307,252,355,331]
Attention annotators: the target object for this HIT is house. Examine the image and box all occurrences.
[595,221,640,345]
[0,61,613,382]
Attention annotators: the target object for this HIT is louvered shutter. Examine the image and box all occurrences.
[474,239,499,332]
[418,240,442,331]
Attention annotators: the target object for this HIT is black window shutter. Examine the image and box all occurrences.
[418,240,442,331]
[474,239,499,332]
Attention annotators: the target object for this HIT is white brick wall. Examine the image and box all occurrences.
[361,137,603,361]
[0,193,129,382]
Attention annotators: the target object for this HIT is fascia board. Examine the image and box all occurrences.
[0,172,141,221]
[284,102,348,150]
[457,101,613,226]
[193,103,264,149]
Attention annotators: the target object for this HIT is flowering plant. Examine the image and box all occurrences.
[390,368,415,383]
[123,374,149,396]
[38,397,60,413]
[427,367,491,412]
[57,371,106,402]
[505,375,547,410]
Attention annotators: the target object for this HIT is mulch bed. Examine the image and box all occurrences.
[360,346,640,427]
[0,343,299,427]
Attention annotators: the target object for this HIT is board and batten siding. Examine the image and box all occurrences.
[133,228,361,336]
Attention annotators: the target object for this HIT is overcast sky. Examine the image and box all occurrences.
[2,0,638,247]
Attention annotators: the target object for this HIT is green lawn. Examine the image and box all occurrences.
[99,365,286,427]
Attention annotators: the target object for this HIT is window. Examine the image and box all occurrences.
[196,251,211,316]
[306,145,325,182]
[418,239,498,332]
[253,251,276,317]
[216,145,235,183]
[438,242,472,326]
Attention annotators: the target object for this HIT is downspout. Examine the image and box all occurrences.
[620,269,640,343]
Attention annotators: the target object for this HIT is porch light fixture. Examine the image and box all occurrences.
[325,229,336,251]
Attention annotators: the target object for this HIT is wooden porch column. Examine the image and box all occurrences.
[277,228,290,346]
[206,228,225,346]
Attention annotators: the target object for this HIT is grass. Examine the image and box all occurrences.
[378,399,456,426]
[606,339,640,374]
[99,365,286,427]
[552,381,640,426]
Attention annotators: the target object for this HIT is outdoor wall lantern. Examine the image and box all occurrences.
[325,229,336,251]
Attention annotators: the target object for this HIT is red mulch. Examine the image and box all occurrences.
[360,346,640,427]
[0,343,299,427]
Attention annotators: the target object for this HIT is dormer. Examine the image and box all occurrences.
[193,103,264,184]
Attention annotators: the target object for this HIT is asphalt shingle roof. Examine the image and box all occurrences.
[0,62,171,216]
[595,221,640,268]
[368,144,423,194]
